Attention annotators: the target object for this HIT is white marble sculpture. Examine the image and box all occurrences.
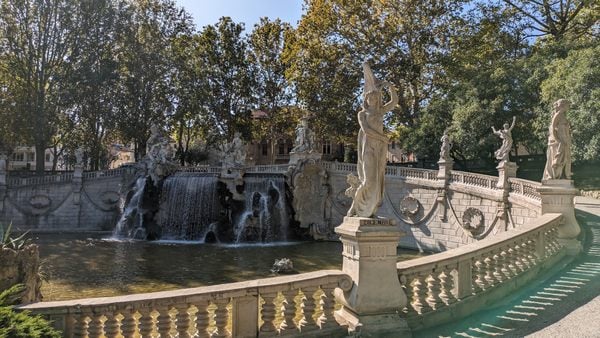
[0,153,6,172]
[74,148,84,166]
[145,124,176,184]
[491,116,516,162]
[346,62,398,218]
[290,116,316,154]
[222,132,246,168]
[439,129,452,162]
[543,99,572,180]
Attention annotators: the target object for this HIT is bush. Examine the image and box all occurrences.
[0,285,61,338]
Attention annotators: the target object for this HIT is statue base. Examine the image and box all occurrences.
[496,161,517,189]
[334,217,408,335]
[538,179,581,253]
[289,151,321,165]
[437,159,453,180]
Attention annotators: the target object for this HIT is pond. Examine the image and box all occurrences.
[34,233,422,301]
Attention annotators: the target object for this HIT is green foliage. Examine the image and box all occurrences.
[0,285,61,338]
[0,223,30,250]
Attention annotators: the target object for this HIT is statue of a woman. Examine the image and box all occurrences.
[347,62,398,218]
[491,116,516,162]
[439,129,452,161]
[290,117,314,153]
[543,99,572,180]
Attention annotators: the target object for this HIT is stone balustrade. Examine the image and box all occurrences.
[396,213,564,329]
[509,177,542,202]
[7,167,135,188]
[19,270,353,338]
[245,164,290,173]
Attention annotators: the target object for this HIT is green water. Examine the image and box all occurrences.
[34,234,422,301]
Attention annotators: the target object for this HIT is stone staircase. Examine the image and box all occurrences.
[419,200,600,337]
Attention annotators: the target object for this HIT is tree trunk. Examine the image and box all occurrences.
[35,143,46,174]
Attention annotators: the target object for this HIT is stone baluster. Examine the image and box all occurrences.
[526,238,539,265]
[409,274,429,315]
[194,300,211,338]
[506,246,518,277]
[104,311,120,338]
[425,272,444,311]
[549,227,561,253]
[438,266,457,305]
[473,258,487,292]
[299,286,318,331]
[493,252,505,283]
[259,291,278,334]
[175,304,191,338]
[484,255,496,287]
[212,298,230,338]
[500,248,512,280]
[317,284,336,330]
[121,308,137,338]
[513,243,526,274]
[87,310,104,338]
[138,307,154,338]
[279,289,298,333]
[73,312,89,338]
[156,305,173,338]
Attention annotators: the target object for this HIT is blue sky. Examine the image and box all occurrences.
[175,0,304,31]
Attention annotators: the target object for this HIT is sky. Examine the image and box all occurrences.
[175,0,304,31]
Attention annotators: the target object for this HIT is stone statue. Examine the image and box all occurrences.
[543,99,572,180]
[439,129,452,161]
[491,116,516,162]
[74,148,84,166]
[145,123,176,184]
[290,116,315,154]
[0,153,7,172]
[346,62,398,218]
[222,132,246,168]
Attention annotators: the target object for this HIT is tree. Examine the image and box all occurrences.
[0,0,80,173]
[196,17,254,143]
[114,0,193,161]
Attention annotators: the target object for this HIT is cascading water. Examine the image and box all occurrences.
[158,172,220,240]
[234,174,290,243]
[114,177,147,238]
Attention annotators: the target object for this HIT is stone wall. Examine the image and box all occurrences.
[327,171,541,252]
[0,174,133,231]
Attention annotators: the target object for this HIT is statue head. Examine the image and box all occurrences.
[150,124,159,135]
[553,99,571,114]
[503,122,510,130]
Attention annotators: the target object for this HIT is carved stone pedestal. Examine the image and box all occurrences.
[437,159,453,181]
[496,161,517,189]
[334,217,410,337]
[538,179,581,255]
[72,164,83,205]
[289,151,321,165]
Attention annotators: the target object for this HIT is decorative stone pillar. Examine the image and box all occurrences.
[496,160,517,190]
[72,164,83,205]
[538,179,581,254]
[437,159,453,181]
[334,217,410,336]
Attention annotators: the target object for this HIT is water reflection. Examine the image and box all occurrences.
[34,233,422,301]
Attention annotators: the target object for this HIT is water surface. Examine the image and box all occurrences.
[34,233,422,301]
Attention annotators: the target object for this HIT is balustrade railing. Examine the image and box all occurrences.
[19,270,352,338]
[7,172,74,187]
[397,213,563,318]
[245,164,290,173]
[449,171,500,191]
[508,178,542,201]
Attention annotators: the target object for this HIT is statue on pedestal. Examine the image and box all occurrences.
[74,148,84,166]
[145,124,176,184]
[290,116,316,154]
[439,129,452,162]
[0,153,6,173]
[491,116,516,163]
[222,132,246,168]
[543,99,572,180]
[346,62,398,218]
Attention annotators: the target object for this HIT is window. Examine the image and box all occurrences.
[391,141,396,149]
[261,142,268,156]
[27,152,35,162]
[322,140,332,155]
[278,140,285,155]
[45,153,51,162]
[12,152,24,162]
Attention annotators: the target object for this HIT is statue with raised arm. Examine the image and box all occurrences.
[491,116,516,162]
[346,62,398,218]
[543,99,572,180]
[290,116,315,154]
[439,128,452,162]
[74,148,84,166]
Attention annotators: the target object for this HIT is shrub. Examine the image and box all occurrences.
[0,285,61,338]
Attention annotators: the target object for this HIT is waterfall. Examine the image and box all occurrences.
[158,173,220,240]
[114,177,146,238]
[234,174,290,243]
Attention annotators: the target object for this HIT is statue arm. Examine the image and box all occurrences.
[491,126,499,134]
[509,116,516,131]
[382,83,399,112]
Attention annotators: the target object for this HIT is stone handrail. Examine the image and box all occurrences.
[397,213,563,321]
[449,171,500,191]
[19,270,353,337]
[245,164,290,173]
[81,167,135,180]
[177,166,222,174]
[509,177,542,202]
[7,172,74,187]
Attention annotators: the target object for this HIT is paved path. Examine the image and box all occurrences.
[417,197,600,338]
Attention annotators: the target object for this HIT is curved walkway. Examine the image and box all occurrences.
[418,196,600,338]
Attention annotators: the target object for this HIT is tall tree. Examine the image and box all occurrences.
[0,0,79,173]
